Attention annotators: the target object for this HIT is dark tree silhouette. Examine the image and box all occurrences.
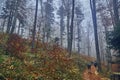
[90,0,102,72]
[32,0,38,49]
[68,0,75,56]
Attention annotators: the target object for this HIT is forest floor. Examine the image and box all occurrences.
[0,33,112,80]
[83,65,110,80]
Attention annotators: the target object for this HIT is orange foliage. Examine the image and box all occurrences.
[31,44,75,79]
[30,40,50,53]
[6,34,27,60]
[83,65,101,80]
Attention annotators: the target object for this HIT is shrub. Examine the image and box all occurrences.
[0,33,8,45]
[0,33,8,51]
[6,34,27,60]
[32,45,82,80]
[0,42,83,79]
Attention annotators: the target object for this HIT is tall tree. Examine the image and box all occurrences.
[57,0,66,46]
[39,0,44,42]
[32,0,38,49]
[62,0,71,50]
[44,0,54,42]
[0,8,7,32]
[87,22,91,56]
[10,0,18,34]
[68,0,75,56]
[1,0,27,34]
[5,0,15,33]
[106,0,120,71]
[75,4,84,53]
[90,0,102,72]
[97,1,113,71]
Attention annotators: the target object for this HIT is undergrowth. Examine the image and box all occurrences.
[0,33,86,80]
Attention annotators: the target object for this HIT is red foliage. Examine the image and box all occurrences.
[83,65,101,80]
[6,34,27,60]
[43,45,73,72]
[30,41,51,53]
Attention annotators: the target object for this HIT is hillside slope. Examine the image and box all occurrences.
[0,34,110,80]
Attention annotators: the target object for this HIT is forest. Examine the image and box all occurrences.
[0,0,120,80]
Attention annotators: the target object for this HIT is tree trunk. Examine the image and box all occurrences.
[43,26,46,42]
[6,10,13,33]
[40,0,44,42]
[68,0,75,56]
[21,28,24,36]
[90,0,102,72]
[10,0,20,34]
[60,12,64,46]
[67,13,70,50]
[10,16,17,34]
[2,19,6,32]
[32,0,38,49]
[17,22,21,35]
[73,25,76,51]
[77,22,81,53]
[87,25,90,56]
[60,1,65,47]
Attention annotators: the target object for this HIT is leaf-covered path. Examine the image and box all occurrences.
[83,65,110,80]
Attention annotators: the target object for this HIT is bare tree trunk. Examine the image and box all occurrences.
[10,16,17,34]
[68,0,75,56]
[32,0,38,49]
[77,22,81,53]
[98,33,105,62]
[90,0,102,72]
[21,28,24,36]
[73,25,76,51]
[62,0,71,51]
[67,12,70,50]
[6,10,13,33]
[43,26,46,42]
[40,0,44,42]
[60,13,64,46]
[2,19,6,32]
[10,0,18,34]
[17,22,21,35]
[87,24,90,56]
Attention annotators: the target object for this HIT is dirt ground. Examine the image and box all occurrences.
[83,65,110,80]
